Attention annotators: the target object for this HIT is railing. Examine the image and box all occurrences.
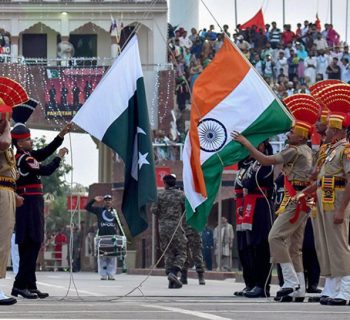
[0,54,174,70]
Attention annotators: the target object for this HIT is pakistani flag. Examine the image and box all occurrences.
[72,36,157,236]
[183,38,293,231]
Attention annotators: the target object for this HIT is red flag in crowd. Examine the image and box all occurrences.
[315,13,321,32]
[239,8,265,32]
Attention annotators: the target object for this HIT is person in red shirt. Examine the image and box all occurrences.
[54,230,67,268]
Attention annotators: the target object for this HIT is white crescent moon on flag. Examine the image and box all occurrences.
[131,126,148,180]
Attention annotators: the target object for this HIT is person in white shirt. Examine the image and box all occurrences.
[341,57,350,83]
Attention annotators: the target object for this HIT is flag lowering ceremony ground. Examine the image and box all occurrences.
[1,272,350,319]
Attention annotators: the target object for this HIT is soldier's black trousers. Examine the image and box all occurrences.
[13,240,41,290]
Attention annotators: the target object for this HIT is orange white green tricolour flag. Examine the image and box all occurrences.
[183,38,293,231]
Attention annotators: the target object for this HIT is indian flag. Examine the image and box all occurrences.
[184,38,293,231]
[72,36,157,236]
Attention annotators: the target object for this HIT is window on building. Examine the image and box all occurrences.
[22,34,47,62]
[69,34,97,66]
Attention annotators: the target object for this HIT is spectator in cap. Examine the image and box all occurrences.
[85,194,125,280]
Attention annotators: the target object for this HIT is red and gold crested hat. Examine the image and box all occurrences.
[309,80,343,124]
[315,83,350,129]
[283,94,320,138]
[0,77,29,121]
[309,79,343,96]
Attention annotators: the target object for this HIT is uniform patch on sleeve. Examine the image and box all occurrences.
[26,156,40,169]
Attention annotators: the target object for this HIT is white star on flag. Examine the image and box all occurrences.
[138,152,150,169]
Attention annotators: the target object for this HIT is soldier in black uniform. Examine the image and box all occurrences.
[10,119,71,299]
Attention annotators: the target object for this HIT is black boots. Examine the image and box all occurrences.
[198,272,205,285]
[168,267,182,289]
[180,270,188,285]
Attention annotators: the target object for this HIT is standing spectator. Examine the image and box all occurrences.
[304,51,317,84]
[341,58,350,83]
[261,41,273,60]
[201,225,214,271]
[223,24,231,38]
[275,51,288,77]
[282,24,295,46]
[270,21,282,49]
[54,229,67,271]
[85,194,125,280]
[287,50,299,81]
[151,174,187,289]
[326,57,341,79]
[11,122,71,299]
[326,24,340,48]
[214,217,234,271]
[263,54,275,80]
[314,32,328,52]
[316,50,329,80]
[342,44,350,61]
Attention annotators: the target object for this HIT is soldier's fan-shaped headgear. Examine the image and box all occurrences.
[0,77,29,121]
[283,94,320,138]
[10,98,39,140]
[315,83,350,129]
[309,80,343,124]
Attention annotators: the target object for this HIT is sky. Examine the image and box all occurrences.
[33,0,350,187]
[199,0,349,43]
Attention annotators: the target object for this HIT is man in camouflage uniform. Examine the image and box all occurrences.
[151,174,187,288]
[232,94,319,302]
[181,224,205,285]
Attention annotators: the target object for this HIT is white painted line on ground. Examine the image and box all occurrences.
[143,304,233,320]
[35,281,104,296]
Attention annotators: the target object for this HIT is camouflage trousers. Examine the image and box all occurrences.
[159,226,187,274]
[183,231,205,273]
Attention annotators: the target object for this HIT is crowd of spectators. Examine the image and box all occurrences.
[161,20,350,157]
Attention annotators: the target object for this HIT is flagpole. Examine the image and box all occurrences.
[234,0,238,28]
[330,0,333,24]
[282,0,285,26]
[346,0,349,44]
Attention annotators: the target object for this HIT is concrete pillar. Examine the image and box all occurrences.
[10,35,18,63]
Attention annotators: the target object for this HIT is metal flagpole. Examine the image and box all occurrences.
[330,0,333,24]
[282,0,285,26]
[346,0,349,44]
[234,0,238,28]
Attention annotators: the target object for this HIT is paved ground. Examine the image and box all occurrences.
[1,272,350,320]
